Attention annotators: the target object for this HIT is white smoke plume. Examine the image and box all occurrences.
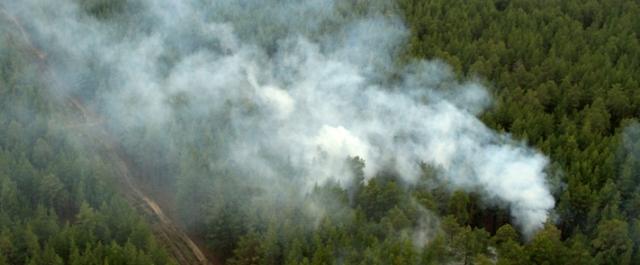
[3,0,555,236]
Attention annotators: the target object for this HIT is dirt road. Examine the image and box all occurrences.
[2,8,218,264]
[68,98,216,265]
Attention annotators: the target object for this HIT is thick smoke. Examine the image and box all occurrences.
[3,0,555,236]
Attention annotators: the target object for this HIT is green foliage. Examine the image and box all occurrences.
[4,0,640,264]
[76,0,127,19]
[592,219,633,265]
[214,0,640,263]
[396,0,640,263]
[0,28,173,265]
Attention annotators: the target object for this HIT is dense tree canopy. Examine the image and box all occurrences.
[2,0,640,264]
[0,20,175,264]
[205,0,640,263]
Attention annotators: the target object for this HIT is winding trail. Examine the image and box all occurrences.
[0,6,46,60]
[69,99,216,265]
[1,7,217,265]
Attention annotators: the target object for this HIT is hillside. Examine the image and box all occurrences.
[1,0,639,265]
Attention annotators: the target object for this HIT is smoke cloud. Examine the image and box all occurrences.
[3,0,555,237]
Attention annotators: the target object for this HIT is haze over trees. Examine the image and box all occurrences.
[1,0,640,265]
[0,26,174,264]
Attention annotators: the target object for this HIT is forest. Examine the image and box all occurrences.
[1,0,639,264]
